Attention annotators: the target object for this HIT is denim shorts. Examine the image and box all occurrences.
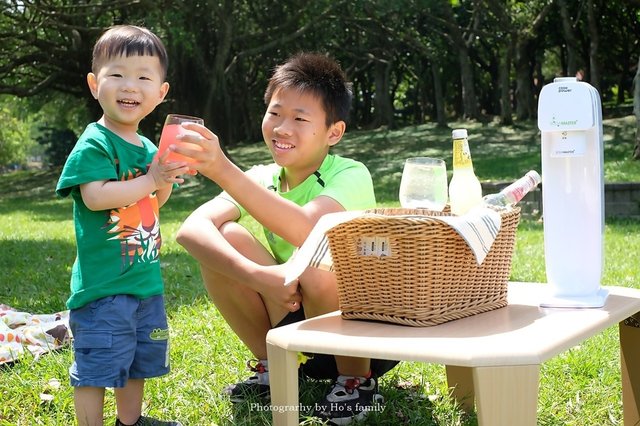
[69,294,170,388]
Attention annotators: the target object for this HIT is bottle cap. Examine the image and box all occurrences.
[452,129,468,139]
[526,170,542,185]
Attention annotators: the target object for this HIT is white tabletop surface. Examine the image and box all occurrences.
[266,282,640,367]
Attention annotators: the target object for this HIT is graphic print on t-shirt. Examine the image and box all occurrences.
[104,166,162,271]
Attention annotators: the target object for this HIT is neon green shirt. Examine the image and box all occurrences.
[56,123,164,310]
[219,154,376,263]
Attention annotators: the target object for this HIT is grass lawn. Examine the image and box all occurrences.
[0,117,639,425]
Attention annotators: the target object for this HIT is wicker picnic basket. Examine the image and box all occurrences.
[326,207,521,326]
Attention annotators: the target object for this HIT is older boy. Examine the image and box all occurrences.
[175,52,397,425]
[56,25,187,426]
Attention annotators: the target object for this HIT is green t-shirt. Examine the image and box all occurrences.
[56,123,164,310]
[219,154,376,263]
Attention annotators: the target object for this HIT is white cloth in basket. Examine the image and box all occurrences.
[284,207,502,286]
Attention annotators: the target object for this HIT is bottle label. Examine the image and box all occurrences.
[453,139,473,169]
[502,172,541,203]
[506,186,528,204]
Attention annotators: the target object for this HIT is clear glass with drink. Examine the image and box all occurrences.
[399,157,448,211]
[156,114,204,163]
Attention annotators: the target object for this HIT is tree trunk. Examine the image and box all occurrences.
[512,1,554,120]
[499,37,514,125]
[587,0,601,92]
[204,2,234,143]
[431,61,447,127]
[557,0,580,76]
[372,59,394,128]
[633,55,640,160]
[441,2,480,120]
[458,48,480,120]
[485,0,514,124]
[514,36,536,120]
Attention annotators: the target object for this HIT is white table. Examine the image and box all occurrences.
[266,282,640,425]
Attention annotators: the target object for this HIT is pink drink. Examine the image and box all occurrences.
[157,123,201,163]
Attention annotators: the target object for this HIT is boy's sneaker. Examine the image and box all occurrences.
[114,416,182,426]
[313,374,384,425]
[223,359,270,403]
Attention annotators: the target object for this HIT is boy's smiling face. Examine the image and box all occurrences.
[87,53,169,135]
[262,87,344,185]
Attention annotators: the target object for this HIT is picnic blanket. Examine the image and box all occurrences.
[0,304,71,365]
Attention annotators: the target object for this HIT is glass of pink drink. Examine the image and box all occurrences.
[156,114,204,163]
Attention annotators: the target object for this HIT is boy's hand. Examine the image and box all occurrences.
[170,123,229,181]
[148,150,192,190]
[260,264,303,313]
[270,281,303,313]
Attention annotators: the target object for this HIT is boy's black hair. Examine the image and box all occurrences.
[91,25,168,80]
[264,52,353,127]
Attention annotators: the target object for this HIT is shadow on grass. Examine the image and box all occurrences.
[0,198,72,222]
[0,168,62,200]
[227,376,473,426]
[0,168,73,221]
[0,238,76,312]
[0,169,221,220]
[1,116,637,314]
[0,236,209,314]
[0,170,216,314]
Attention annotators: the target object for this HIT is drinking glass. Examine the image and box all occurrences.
[157,114,204,163]
[399,157,448,211]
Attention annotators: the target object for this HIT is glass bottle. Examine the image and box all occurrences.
[448,129,482,215]
[483,170,542,208]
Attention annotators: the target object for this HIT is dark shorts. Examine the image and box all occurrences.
[275,306,399,380]
[69,294,170,388]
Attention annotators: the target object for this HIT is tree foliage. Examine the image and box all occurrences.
[0,0,638,165]
[634,55,640,159]
[0,104,31,167]
[35,127,77,167]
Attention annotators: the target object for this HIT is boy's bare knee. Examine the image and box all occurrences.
[299,268,339,314]
[175,222,197,247]
[175,229,187,247]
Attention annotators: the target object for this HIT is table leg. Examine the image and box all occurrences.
[472,365,539,426]
[266,341,300,426]
[445,365,475,413]
[620,315,640,426]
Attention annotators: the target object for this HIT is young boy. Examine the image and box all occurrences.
[56,25,187,426]
[175,52,397,425]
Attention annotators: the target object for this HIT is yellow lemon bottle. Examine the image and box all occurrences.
[449,129,483,215]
